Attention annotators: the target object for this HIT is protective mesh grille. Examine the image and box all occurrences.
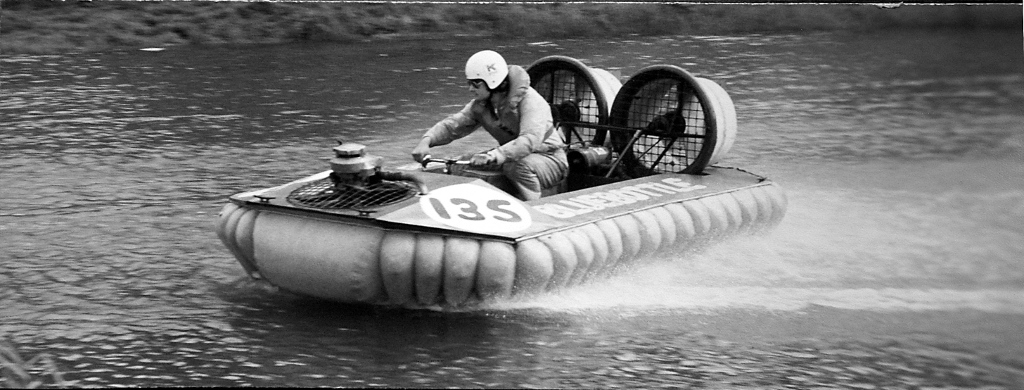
[533,69,603,146]
[286,178,417,211]
[621,79,707,174]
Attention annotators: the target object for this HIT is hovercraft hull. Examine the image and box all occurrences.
[216,167,786,308]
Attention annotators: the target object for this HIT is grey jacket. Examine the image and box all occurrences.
[422,65,564,162]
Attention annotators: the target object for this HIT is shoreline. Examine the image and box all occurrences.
[1,2,1020,55]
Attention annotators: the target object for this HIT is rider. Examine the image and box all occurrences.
[411,50,568,201]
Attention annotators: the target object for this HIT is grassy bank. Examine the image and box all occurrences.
[1,1,1021,54]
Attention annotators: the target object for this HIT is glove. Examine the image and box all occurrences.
[469,152,495,167]
[411,137,432,163]
[470,150,506,167]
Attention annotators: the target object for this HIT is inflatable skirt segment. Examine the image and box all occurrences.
[217,180,787,308]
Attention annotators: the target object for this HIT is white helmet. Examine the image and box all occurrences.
[465,50,508,89]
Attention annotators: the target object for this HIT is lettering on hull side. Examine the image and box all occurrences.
[533,178,707,219]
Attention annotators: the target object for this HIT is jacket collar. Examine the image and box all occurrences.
[506,65,530,109]
[488,65,531,114]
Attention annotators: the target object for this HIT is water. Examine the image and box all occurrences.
[2,30,1023,387]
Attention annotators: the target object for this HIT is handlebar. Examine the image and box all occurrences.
[420,155,470,173]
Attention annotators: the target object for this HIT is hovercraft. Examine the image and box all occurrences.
[216,56,787,308]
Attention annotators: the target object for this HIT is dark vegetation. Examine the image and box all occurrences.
[1,1,1020,54]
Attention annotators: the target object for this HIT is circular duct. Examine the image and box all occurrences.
[607,65,734,176]
[527,56,622,147]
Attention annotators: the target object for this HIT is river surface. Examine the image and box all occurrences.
[2,29,1023,388]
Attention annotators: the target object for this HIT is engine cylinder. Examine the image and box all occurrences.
[329,143,383,184]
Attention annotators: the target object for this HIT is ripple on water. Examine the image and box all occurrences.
[1,30,1022,388]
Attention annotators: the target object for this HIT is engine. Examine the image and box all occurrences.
[328,142,384,189]
[285,142,424,214]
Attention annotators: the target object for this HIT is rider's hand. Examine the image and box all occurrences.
[470,151,499,167]
[411,137,432,163]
